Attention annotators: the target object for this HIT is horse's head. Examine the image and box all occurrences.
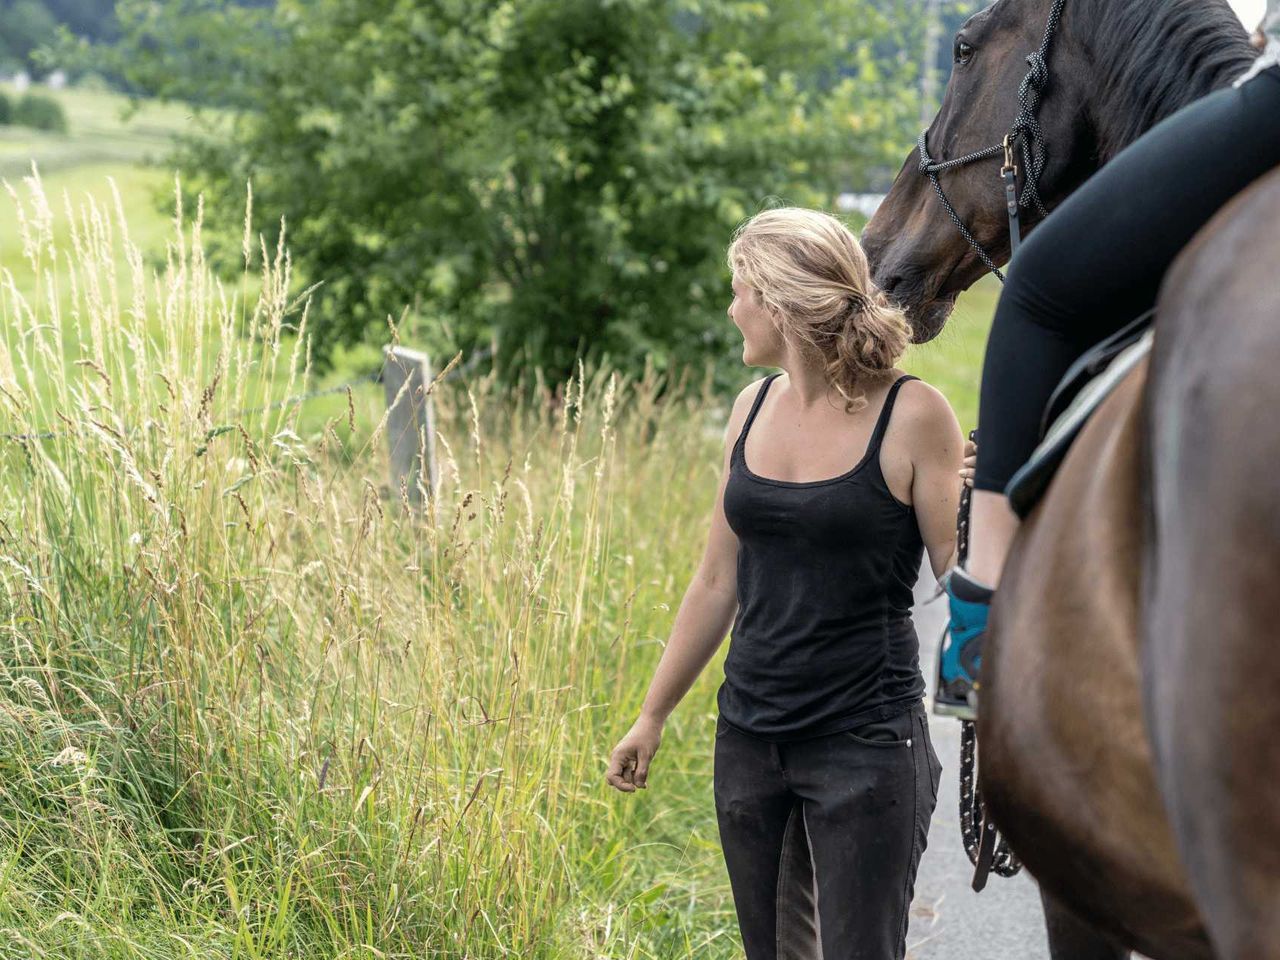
[863,0,1097,342]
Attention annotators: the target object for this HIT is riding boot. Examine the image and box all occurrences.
[934,567,992,720]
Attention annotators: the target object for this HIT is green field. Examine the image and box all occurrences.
[0,82,997,958]
[0,82,198,179]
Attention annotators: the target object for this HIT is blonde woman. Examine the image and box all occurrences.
[605,207,970,959]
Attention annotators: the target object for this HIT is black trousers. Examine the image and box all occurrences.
[713,700,942,960]
[973,63,1280,493]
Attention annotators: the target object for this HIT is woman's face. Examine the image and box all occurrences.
[728,274,787,367]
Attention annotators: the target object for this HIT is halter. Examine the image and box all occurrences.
[916,0,1068,281]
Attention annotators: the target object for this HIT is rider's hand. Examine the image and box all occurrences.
[959,437,978,488]
[1252,27,1267,51]
[606,714,663,793]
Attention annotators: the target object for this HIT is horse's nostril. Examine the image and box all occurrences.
[880,277,912,309]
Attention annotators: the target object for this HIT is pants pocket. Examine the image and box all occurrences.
[842,708,915,747]
[918,714,943,800]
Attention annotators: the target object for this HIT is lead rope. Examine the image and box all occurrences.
[954,429,1023,887]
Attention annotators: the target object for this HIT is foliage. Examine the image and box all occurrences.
[0,0,56,71]
[51,0,279,107]
[11,90,67,131]
[0,0,118,75]
[0,90,11,124]
[0,169,740,959]
[89,0,920,388]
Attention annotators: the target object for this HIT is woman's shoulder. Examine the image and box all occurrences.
[886,373,961,448]
[721,373,780,448]
[891,371,949,411]
[732,372,779,411]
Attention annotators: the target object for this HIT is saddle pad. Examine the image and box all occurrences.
[1005,326,1153,519]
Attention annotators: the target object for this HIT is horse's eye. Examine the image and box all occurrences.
[954,40,975,64]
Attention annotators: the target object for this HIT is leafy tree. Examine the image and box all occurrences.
[4,0,120,80]
[94,0,919,387]
[48,0,275,101]
[1,0,58,72]
[43,0,120,42]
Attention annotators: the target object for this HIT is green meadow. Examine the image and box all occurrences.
[0,82,996,958]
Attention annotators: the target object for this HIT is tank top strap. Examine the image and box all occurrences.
[865,373,919,454]
[734,372,783,454]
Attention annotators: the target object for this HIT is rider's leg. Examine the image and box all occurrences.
[974,63,1280,538]
[937,64,1280,716]
[966,491,1020,588]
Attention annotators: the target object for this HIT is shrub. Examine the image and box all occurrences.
[73,70,113,92]
[13,92,67,132]
[0,91,11,125]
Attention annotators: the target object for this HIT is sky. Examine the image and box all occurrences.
[1228,0,1267,30]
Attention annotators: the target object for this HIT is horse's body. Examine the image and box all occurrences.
[1141,169,1280,959]
[862,0,1280,956]
[984,164,1280,960]
[981,352,1210,960]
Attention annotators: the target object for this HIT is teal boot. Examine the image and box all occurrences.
[934,567,993,720]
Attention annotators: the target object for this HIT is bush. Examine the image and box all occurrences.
[72,70,113,92]
[0,92,11,125]
[12,92,67,132]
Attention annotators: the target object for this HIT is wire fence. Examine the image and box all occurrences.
[0,343,493,445]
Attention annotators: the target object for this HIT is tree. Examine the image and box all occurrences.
[97,0,919,386]
[2,0,58,73]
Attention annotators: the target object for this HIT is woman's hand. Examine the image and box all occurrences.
[605,714,664,793]
[959,436,978,488]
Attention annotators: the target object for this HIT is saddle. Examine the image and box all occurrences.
[1004,309,1155,518]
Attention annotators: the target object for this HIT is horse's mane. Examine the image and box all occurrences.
[1085,0,1258,160]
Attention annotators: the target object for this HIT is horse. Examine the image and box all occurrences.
[859,1,1279,958]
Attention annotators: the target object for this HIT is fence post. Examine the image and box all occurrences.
[382,345,438,505]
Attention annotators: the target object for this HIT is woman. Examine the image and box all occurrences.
[935,2,1280,718]
[605,207,971,959]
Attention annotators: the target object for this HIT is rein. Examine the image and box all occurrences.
[916,0,1068,280]
[920,0,1070,887]
[954,430,1024,889]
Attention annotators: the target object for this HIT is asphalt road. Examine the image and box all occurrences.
[904,560,1051,959]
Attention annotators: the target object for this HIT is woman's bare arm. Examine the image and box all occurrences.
[897,382,966,581]
[633,379,764,726]
[606,379,767,792]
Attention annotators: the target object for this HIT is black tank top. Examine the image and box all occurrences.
[717,372,926,740]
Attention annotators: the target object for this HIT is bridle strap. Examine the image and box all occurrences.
[917,0,1069,281]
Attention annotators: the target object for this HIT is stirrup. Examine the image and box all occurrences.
[933,568,990,721]
[933,679,978,720]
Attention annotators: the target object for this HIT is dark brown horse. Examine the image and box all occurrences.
[861,0,1279,957]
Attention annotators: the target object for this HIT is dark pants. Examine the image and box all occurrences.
[973,63,1280,492]
[713,701,942,960]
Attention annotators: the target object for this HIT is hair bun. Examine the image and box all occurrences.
[843,291,869,313]
[725,205,911,414]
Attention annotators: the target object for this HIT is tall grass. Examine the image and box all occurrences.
[0,169,737,958]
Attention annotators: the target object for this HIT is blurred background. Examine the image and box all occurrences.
[0,0,998,417]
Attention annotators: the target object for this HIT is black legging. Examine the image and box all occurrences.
[973,63,1280,494]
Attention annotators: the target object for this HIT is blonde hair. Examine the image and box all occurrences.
[726,206,911,413]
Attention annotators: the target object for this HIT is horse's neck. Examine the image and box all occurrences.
[1079,0,1257,162]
